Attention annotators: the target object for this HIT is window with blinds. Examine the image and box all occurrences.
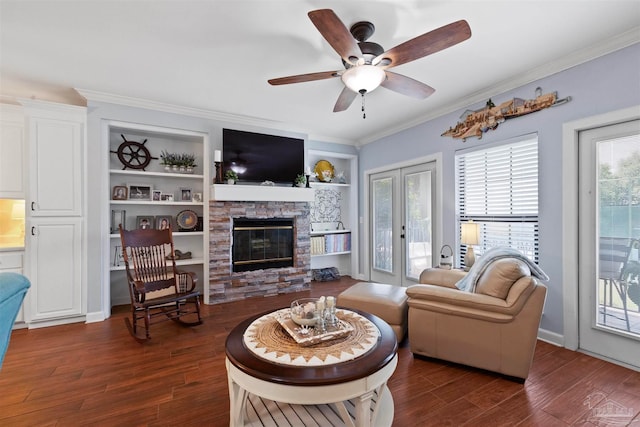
[455,134,539,267]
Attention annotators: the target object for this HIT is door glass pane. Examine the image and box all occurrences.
[597,134,640,336]
[373,177,393,272]
[405,171,432,279]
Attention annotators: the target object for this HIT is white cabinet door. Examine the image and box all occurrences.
[28,117,83,216]
[27,218,82,322]
[0,105,25,198]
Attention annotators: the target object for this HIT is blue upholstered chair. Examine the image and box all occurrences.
[0,272,30,369]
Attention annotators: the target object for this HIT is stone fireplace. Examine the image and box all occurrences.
[208,199,311,303]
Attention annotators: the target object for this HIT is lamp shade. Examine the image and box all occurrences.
[341,65,386,93]
[460,221,479,245]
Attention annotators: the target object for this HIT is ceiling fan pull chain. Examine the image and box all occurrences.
[361,91,366,119]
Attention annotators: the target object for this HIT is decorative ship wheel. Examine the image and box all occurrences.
[111,134,158,170]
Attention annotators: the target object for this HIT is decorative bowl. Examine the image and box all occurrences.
[290,298,319,326]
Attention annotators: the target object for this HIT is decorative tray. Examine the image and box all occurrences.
[274,310,353,347]
[314,160,335,182]
[176,209,198,230]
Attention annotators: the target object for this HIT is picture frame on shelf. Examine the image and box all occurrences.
[160,193,174,202]
[155,215,173,230]
[180,188,192,201]
[128,184,152,201]
[192,192,203,203]
[136,215,154,230]
[112,185,128,200]
[111,209,126,233]
[113,245,124,267]
[152,190,162,201]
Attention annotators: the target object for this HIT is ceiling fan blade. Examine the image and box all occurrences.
[308,9,362,65]
[333,87,358,112]
[373,20,471,68]
[381,71,435,99]
[268,71,340,85]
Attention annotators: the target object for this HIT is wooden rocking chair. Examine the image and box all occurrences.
[119,225,202,342]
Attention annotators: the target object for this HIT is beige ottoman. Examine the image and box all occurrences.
[337,282,408,342]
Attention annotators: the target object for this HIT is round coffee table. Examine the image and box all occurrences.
[225,308,398,427]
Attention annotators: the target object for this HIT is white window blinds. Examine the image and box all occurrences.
[455,135,539,265]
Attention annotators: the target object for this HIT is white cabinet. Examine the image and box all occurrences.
[0,104,26,198]
[106,121,209,306]
[26,107,83,216]
[307,150,358,277]
[21,100,86,326]
[27,218,83,322]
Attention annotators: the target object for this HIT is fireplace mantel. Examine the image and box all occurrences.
[210,184,314,202]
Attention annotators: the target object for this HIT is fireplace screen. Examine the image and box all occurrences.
[232,218,294,272]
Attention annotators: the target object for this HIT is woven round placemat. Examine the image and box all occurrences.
[243,309,380,366]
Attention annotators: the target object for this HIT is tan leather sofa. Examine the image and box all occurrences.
[406,258,547,380]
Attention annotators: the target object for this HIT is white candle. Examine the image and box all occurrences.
[305,166,312,175]
[214,150,222,162]
[326,296,335,307]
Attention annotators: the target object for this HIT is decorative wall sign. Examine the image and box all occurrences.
[442,87,571,141]
[310,188,341,223]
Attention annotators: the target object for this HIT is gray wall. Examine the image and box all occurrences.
[357,43,640,336]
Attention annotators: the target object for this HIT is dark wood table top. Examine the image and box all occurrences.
[225,308,398,386]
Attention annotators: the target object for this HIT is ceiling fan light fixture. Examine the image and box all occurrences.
[341,64,386,94]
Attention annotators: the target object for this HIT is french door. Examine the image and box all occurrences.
[370,162,436,286]
[578,119,640,369]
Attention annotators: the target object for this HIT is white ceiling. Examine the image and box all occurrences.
[1,1,639,145]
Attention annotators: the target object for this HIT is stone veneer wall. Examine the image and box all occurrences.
[208,201,311,304]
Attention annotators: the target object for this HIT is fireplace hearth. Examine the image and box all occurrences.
[232,218,294,272]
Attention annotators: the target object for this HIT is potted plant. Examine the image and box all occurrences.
[295,174,306,187]
[159,150,177,172]
[181,153,197,173]
[225,169,238,184]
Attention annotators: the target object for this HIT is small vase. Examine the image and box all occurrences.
[186,166,193,174]
[227,179,235,185]
[179,165,186,173]
[172,165,179,172]
[296,182,305,187]
[164,165,171,172]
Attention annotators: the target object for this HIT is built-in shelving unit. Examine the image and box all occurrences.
[307,150,358,277]
[105,120,209,306]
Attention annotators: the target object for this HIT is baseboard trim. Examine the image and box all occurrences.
[85,311,106,323]
[538,328,564,347]
[28,315,86,329]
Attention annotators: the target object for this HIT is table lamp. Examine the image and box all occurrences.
[460,220,479,271]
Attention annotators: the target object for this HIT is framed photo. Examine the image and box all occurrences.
[152,190,162,201]
[112,185,128,200]
[180,188,192,201]
[136,215,154,230]
[113,245,124,267]
[111,209,126,233]
[161,193,174,202]
[192,192,203,203]
[155,215,173,230]
[128,184,152,200]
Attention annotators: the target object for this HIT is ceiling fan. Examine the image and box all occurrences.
[268,9,472,116]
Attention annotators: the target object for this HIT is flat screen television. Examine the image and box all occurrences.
[222,128,305,184]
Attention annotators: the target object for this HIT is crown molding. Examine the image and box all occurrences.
[356,28,640,146]
[75,88,282,127]
[75,88,358,146]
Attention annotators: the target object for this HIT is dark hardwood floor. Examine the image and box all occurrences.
[1,276,639,426]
